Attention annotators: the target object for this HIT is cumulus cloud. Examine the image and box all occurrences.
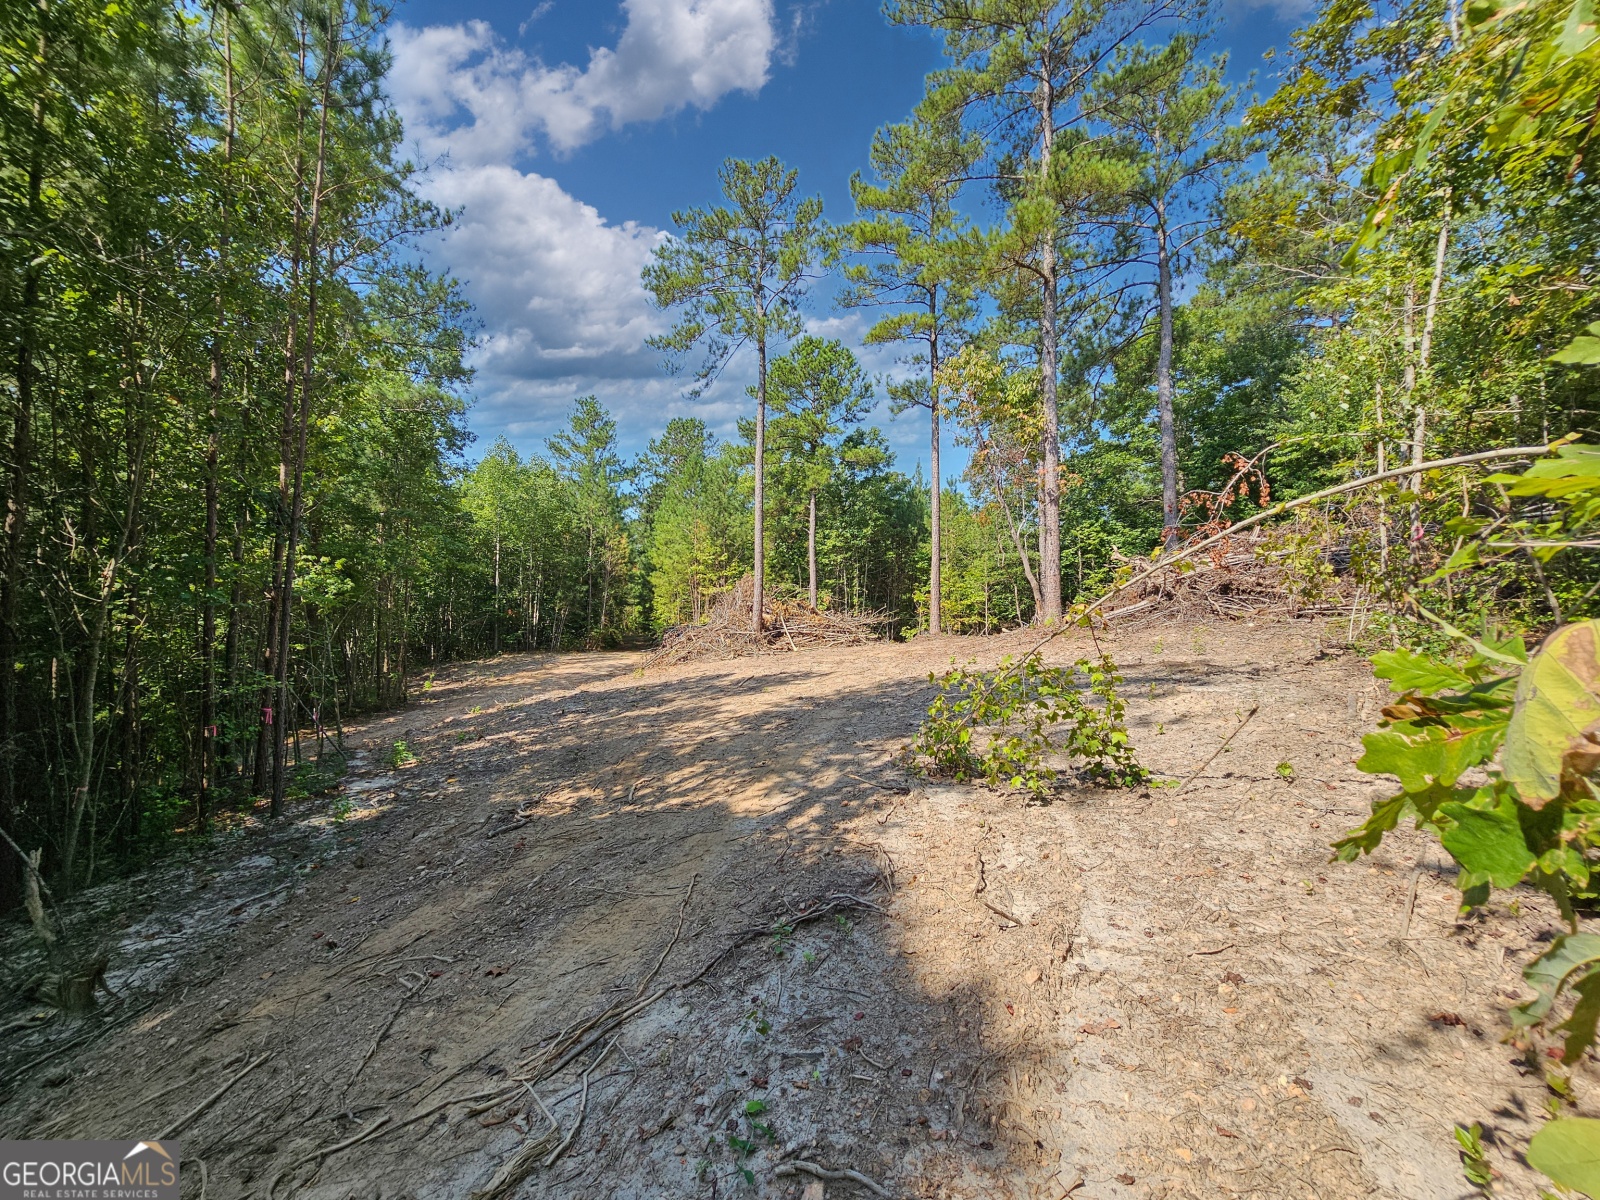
[388,0,782,450]
[424,166,665,378]
[391,0,776,161]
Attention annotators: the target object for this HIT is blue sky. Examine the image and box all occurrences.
[389,0,1309,480]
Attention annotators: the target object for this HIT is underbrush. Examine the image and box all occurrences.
[908,652,1147,798]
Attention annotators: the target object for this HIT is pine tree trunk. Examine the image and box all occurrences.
[272,11,340,816]
[807,488,818,609]
[199,11,235,828]
[928,301,942,635]
[1036,81,1062,623]
[1156,214,1179,549]
[753,332,766,632]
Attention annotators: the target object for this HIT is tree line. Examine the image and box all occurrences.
[2,0,1595,902]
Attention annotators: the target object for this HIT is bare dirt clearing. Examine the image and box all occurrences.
[1,620,1582,1199]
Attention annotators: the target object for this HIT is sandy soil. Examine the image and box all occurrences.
[0,618,1587,1200]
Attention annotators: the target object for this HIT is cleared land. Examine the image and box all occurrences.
[0,620,1578,1199]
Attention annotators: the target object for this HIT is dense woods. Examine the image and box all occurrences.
[1,0,1595,906]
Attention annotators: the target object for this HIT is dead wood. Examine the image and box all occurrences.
[157,1052,271,1139]
[775,1158,892,1197]
[1173,705,1260,795]
[645,576,886,668]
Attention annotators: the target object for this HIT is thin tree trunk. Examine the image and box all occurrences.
[63,432,147,887]
[1412,196,1452,496]
[1156,213,1180,548]
[199,9,236,827]
[1036,78,1062,623]
[753,331,766,631]
[989,463,1042,612]
[928,300,941,635]
[807,488,818,608]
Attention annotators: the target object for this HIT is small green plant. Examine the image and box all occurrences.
[744,1003,771,1036]
[724,1100,775,1186]
[469,705,483,715]
[910,652,1146,798]
[330,797,355,822]
[421,674,434,692]
[389,739,417,768]
[1454,1122,1494,1194]
[771,923,793,958]
[1275,760,1295,780]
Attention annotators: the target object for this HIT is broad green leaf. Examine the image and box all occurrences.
[1439,795,1535,886]
[1372,648,1473,693]
[1552,323,1600,365]
[1357,723,1505,790]
[1554,0,1599,58]
[1528,1116,1600,1196]
[1516,933,1600,1026]
[1503,621,1600,803]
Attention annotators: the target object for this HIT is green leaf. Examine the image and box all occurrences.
[1411,94,1453,169]
[1516,933,1600,1027]
[1559,971,1600,1062]
[1357,723,1504,790]
[1331,793,1409,860]
[1552,323,1600,366]
[1503,621,1600,804]
[1439,795,1536,886]
[1554,0,1599,58]
[1372,648,1473,693]
[1528,1117,1600,1196]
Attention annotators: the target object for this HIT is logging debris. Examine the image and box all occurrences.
[646,576,885,668]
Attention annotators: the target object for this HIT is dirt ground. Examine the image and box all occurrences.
[1,618,1588,1199]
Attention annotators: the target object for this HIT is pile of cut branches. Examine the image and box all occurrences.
[1099,524,1359,624]
[645,575,885,668]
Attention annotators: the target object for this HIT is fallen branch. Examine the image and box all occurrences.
[264,1113,390,1200]
[347,988,412,1091]
[1020,441,1560,663]
[1173,705,1260,796]
[775,1159,892,1198]
[981,900,1024,927]
[158,1052,271,1140]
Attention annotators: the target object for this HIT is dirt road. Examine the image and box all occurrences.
[0,621,1578,1198]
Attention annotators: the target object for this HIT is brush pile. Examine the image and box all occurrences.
[646,576,886,668]
[1099,528,1359,625]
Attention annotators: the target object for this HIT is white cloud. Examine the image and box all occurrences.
[390,0,776,161]
[389,0,780,454]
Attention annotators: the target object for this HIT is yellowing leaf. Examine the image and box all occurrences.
[1503,620,1600,804]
